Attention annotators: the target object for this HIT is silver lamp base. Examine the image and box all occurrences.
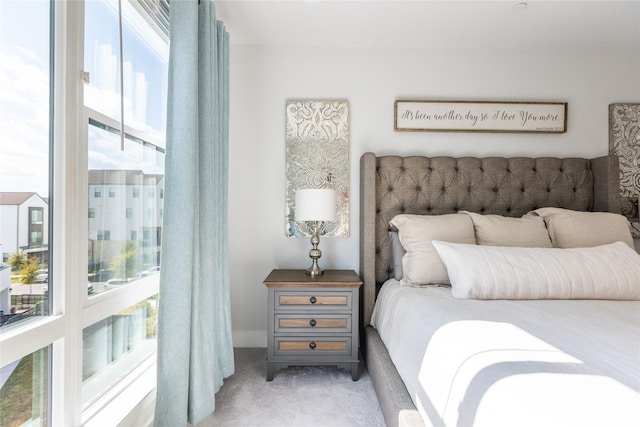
[306,221,324,276]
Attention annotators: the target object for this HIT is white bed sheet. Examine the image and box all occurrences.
[371,280,640,427]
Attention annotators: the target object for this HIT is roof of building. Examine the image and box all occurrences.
[0,192,46,206]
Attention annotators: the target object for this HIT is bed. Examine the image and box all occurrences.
[359,152,640,427]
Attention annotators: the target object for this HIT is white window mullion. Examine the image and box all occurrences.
[0,317,64,366]
[51,0,86,425]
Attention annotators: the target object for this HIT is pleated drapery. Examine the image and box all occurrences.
[154,0,233,425]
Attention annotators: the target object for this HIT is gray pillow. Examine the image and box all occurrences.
[389,231,405,280]
[390,213,476,286]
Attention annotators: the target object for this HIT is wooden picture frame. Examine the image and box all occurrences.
[394,100,567,133]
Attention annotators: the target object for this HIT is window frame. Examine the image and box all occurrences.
[0,2,164,425]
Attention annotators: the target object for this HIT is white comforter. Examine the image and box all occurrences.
[371,280,640,427]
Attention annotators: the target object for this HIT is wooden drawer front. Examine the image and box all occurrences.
[275,291,352,311]
[274,337,352,356]
[275,314,351,333]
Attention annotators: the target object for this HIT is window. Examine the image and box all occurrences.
[0,0,52,424]
[28,208,46,247]
[82,296,157,407]
[96,230,111,241]
[31,208,44,224]
[0,346,50,425]
[30,231,44,246]
[83,0,167,415]
[0,0,51,323]
[1,1,168,424]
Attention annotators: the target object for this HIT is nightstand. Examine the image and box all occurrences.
[263,269,362,381]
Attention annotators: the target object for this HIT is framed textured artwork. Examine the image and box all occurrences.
[609,103,640,237]
[285,100,350,238]
[395,100,567,133]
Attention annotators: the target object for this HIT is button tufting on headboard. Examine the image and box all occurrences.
[359,152,621,326]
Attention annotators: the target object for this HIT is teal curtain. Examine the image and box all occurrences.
[154,0,233,425]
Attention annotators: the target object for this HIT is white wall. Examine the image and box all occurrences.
[228,45,640,347]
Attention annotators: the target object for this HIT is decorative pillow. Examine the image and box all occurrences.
[432,240,640,300]
[389,214,475,286]
[460,211,552,247]
[530,207,633,248]
[388,231,405,280]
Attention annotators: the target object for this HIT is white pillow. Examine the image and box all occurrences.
[530,207,633,248]
[432,240,640,300]
[461,211,552,247]
[390,214,475,286]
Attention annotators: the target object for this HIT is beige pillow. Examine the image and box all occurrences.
[433,240,640,300]
[390,214,476,286]
[461,211,552,247]
[530,207,634,248]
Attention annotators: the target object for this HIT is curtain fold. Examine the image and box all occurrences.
[154,0,233,425]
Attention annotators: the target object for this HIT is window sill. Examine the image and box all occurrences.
[82,353,156,427]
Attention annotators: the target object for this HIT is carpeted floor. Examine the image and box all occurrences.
[197,348,386,427]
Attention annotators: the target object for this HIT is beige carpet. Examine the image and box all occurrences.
[197,348,385,427]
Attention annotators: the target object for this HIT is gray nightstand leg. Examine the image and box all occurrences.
[351,362,359,381]
[266,363,274,381]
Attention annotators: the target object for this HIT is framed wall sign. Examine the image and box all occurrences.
[394,100,567,133]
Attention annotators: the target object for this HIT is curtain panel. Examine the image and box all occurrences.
[154,0,233,425]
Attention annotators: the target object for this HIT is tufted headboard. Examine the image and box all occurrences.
[359,152,621,325]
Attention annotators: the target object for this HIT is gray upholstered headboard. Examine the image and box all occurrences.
[359,152,621,325]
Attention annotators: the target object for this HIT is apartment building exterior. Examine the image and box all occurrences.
[88,170,164,279]
[0,192,49,314]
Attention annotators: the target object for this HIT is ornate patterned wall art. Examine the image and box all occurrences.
[609,103,640,237]
[285,100,350,238]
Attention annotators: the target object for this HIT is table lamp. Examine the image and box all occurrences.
[295,188,336,276]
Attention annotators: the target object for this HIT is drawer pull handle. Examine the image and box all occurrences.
[309,341,317,349]
[310,296,317,304]
[309,319,317,327]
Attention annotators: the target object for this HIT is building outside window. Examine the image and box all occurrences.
[0,1,52,424]
[29,207,45,247]
[0,0,168,424]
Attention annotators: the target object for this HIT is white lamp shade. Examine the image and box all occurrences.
[295,189,336,221]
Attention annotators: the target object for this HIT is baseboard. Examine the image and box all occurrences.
[232,330,267,347]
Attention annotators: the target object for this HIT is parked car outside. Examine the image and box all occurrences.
[105,278,130,290]
[139,266,161,277]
